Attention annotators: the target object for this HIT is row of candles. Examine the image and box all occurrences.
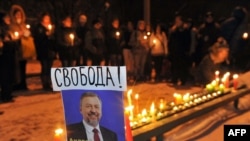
[126,71,240,129]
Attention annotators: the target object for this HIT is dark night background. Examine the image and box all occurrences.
[0,0,249,26]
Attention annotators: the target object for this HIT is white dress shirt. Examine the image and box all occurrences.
[82,120,104,141]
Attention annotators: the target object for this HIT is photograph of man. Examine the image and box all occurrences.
[66,92,118,141]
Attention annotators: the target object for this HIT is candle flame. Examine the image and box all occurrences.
[69,33,74,40]
[242,32,248,39]
[14,31,19,37]
[233,74,239,79]
[26,24,30,29]
[116,31,120,37]
[143,35,147,40]
[153,39,156,44]
[135,94,139,100]
[55,128,63,135]
[147,32,151,36]
[142,109,147,116]
[48,24,52,30]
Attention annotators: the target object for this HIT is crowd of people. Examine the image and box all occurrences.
[0,4,249,103]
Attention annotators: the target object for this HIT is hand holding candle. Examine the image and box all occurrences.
[233,74,239,90]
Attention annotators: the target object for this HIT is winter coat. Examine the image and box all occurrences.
[33,23,56,60]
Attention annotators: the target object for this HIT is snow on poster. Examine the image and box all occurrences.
[51,66,127,141]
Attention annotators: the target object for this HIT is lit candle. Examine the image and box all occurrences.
[54,128,63,141]
[147,31,151,36]
[183,93,190,103]
[141,109,147,117]
[173,93,182,105]
[14,31,19,39]
[223,72,230,88]
[116,31,120,38]
[242,32,248,40]
[127,89,132,107]
[150,102,155,118]
[218,84,225,93]
[153,39,156,44]
[26,24,30,29]
[48,24,52,31]
[69,33,75,46]
[143,35,148,40]
[206,84,214,93]
[215,70,220,79]
[233,74,239,90]
[135,93,139,114]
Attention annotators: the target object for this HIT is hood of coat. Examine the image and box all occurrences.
[10,4,26,25]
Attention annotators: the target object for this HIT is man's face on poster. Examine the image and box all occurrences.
[80,96,102,127]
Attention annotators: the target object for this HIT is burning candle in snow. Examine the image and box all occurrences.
[173,93,182,104]
[215,70,220,79]
[69,33,75,46]
[54,128,63,141]
[150,102,155,121]
[233,74,239,90]
[224,72,230,88]
[135,93,139,114]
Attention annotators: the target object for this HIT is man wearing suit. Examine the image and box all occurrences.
[66,92,118,141]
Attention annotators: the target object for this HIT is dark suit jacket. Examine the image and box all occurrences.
[66,122,118,141]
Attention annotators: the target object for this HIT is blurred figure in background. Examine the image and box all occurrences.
[196,37,230,85]
[168,15,191,86]
[33,12,56,90]
[149,23,168,82]
[0,11,19,102]
[56,15,81,67]
[9,5,33,90]
[85,19,106,66]
[75,13,89,66]
[221,6,248,72]
[129,20,149,82]
[106,18,124,66]
[123,21,134,83]
[196,12,220,65]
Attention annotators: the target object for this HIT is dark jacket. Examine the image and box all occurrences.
[33,23,55,60]
[106,27,123,54]
[85,28,106,57]
[66,122,118,141]
[56,26,81,60]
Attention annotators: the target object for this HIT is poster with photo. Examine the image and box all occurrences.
[51,66,127,141]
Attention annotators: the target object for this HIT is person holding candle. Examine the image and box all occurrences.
[149,23,168,82]
[9,4,33,90]
[129,20,149,82]
[0,11,19,102]
[106,18,124,66]
[56,15,81,67]
[196,37,230,85]
[66,92,118,141]
[33,12,56,90]
[168,15,191,86]
[85,19,107,66]
[75,13,89,66]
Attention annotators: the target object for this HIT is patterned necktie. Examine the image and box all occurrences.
[93,128,100,141]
